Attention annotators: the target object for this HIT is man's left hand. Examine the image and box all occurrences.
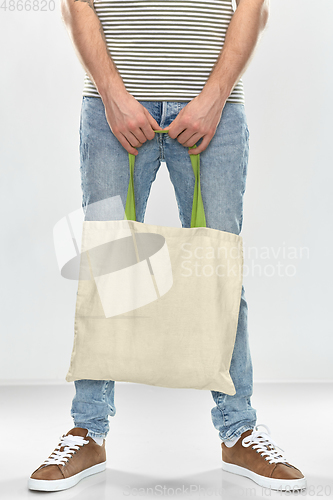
[162,85,226,155]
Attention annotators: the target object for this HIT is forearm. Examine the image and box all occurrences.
[60,0,127,102]
[203,0,269,101]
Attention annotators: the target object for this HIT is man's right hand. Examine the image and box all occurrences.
[61,0,162,156]
[103,91,163,156]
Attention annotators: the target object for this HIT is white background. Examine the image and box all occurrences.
[0,0,332,382]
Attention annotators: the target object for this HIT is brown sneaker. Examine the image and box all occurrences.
[28,427,106,491]
[221,424,306,492]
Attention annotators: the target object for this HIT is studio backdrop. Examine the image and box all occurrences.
[0,0,332,382]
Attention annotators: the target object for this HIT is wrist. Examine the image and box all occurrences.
[97,75,128,105]
[201,79,229,107]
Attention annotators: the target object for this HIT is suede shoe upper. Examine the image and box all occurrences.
[30,427,106,481]
[222,424,304,480]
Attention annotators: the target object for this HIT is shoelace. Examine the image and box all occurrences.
[41,434,90,467]
[241,423,289,465]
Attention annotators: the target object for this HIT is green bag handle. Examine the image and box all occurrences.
[124,130,206,228]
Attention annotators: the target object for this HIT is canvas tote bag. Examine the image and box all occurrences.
[65,132,244,394]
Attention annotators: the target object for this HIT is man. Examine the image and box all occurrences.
[28,0,306,493]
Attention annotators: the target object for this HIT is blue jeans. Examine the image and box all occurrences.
[70,97,257,444]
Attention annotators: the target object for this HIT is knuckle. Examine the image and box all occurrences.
[126,119,136,130]
[137,117,146,128]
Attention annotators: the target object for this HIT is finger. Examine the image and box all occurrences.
[127,123,148,145]
[134,131,147,145]
[165,119,174,133]
[140,122,157,142]
[117,133,139,156]
[189,135,211,155]
[124,129,146,148]
[177,131,204,148]
[167,122,187,140]
[142,111,163,140]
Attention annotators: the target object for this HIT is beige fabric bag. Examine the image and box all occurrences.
[65,136,243,394]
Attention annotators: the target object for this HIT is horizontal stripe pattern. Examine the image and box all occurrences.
[82,0,245,103]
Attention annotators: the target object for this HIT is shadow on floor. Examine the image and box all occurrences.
[5,467,333,499]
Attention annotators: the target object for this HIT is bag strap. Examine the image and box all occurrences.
[124,130,207,228]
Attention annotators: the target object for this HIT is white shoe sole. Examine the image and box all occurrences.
[222,460,307,491]
[28,461,106,492]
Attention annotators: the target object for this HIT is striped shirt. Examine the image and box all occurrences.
[82,0,245,103]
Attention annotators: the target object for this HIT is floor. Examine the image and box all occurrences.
[0,382,332,499]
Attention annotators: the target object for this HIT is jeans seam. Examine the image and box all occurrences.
[216,394,227,428]
[101,380,109,403]
[79,108,87,211]
[238,123,249,233]
[241,125,249,193]
[139,159,161,222]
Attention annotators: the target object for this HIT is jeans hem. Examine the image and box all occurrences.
[72,422,108,440]
[86,429,108,440]
[221,422,256,444]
